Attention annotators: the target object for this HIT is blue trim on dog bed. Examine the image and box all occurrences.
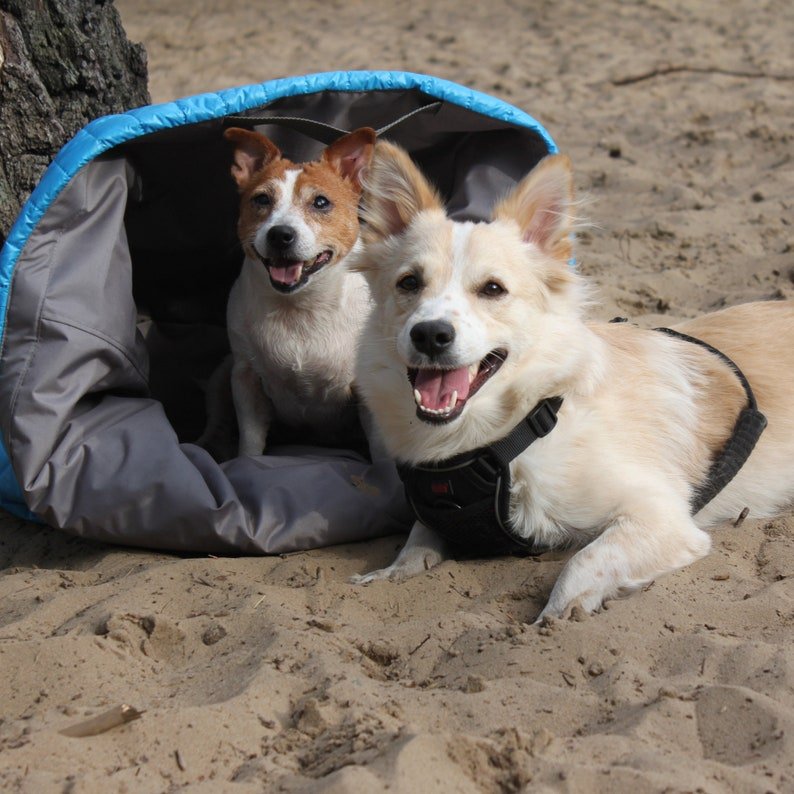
[0,435,35,520]
[0,70,557,518]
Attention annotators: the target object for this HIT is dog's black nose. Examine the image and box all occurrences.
[410,320,456,358]
[267,225,296,251]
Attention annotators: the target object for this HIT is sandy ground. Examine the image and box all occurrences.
[2,0,794,791]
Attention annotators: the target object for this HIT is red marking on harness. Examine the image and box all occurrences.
[431,481,451,495]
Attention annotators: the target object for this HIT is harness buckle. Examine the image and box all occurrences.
[526,399,560,438]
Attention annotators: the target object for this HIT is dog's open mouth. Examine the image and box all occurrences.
[261,250,333,293]
[408,350,507,424]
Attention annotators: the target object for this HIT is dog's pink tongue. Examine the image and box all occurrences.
[269,262,303,285]
[414,367,471,410]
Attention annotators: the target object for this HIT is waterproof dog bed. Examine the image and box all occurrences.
[0,70,557,554]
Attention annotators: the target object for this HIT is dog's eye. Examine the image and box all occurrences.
[480,281,506,298]
[252,193,271,208]
[312,195,331,210]
[396,274,421,293]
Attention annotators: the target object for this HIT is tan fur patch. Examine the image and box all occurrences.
[235,158,295,247]
[360,141,443,242]
[295,163,362,257]
[675,301,794,456]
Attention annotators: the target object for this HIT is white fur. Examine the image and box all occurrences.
[228,244,371,454]
[221,128,376,456]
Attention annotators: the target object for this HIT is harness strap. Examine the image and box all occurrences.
[653,327,759,410]
[488,397,563,467]
[654,327,767,513]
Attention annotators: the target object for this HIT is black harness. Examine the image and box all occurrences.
[652,327,767,513]
[397,397,562,556]
[397,328,767,556]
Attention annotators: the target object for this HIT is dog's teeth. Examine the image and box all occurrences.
[468,364,478,383]
[418,401,457,417]
[416,391,461,418]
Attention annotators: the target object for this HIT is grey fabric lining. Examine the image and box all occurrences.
[0,87,552,553]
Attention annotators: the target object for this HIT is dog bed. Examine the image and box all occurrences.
[0,70,557,553]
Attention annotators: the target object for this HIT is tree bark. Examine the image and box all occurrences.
[0,0,149,247]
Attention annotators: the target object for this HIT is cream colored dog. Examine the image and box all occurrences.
[351,140,794,620]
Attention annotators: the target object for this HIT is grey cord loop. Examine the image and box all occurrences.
[224,101,444,144]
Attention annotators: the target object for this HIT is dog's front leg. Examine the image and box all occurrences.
[351,521,449,584]
[536,507,711,621]
[357,404,391,461]
[231,361,273,456]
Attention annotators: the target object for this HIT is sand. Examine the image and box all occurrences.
[2,0,793,790]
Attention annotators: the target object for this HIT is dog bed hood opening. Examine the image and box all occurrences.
[0,71,557,553]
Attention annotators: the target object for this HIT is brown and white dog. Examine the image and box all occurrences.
[351,140,794,620]
[221,127,375,456]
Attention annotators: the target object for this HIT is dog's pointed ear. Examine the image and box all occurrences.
[493,154,574,262]
[323,127,376,190]
[360,141,443,241]
[223,128,281,188]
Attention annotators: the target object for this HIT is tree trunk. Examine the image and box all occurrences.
[0,0,149,247]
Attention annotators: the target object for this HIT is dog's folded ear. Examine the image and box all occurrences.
[359,141,443,242]
[323,128,376,190]
[493,154,574,263]
[223,128,281,188]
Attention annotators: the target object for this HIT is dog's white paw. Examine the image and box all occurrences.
[351,523,447,586]
[350,548,443,585]
[350,566,400,585]
[534,590,603,624]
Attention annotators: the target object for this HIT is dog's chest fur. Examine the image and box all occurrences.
[228,257,371,429]
[505,405,658,551]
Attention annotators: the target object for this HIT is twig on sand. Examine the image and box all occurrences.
[409,634,432,656]
[611,64,794,86]
[560,670,577,687]
[60,704,144,737]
